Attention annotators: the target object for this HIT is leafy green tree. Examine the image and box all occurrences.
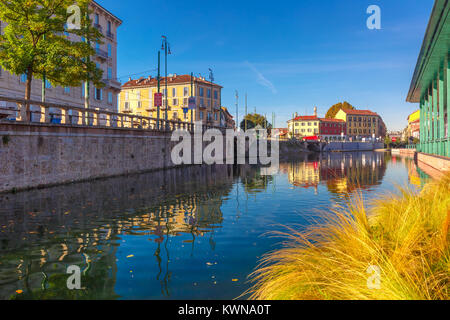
[0,0,103,119]
[240,113,271,131]
[325,101,355,119]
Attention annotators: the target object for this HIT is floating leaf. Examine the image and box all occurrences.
[126,255,134,258]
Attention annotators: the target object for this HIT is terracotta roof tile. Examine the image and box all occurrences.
[122,74,223,89]
[341,109,379,116]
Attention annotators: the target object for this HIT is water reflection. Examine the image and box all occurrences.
[280,152,388,197]
[0,152,429,300]
[0,165,236,299]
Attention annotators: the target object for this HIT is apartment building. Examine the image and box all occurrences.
[0,1,122,114]
[120,74,224,127]
[335,109,386,139]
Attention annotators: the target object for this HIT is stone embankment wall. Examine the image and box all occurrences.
[417,152,450,179]
[323,142,384,152]
[0,122,231,193]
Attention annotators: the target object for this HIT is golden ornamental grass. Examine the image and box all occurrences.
[248,173,450,300]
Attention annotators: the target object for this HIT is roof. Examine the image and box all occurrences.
[221,107,234,119]
[122,74,223,89]
[319,118,346,123]
[407,0,450,102]
[92,1,122,25]
[290,115,319,122]
[339,109,379,116]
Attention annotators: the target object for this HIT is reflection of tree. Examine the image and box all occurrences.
[238,165,273,194]
[0,164,235,300]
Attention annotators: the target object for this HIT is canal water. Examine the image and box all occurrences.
[0,152,430,300]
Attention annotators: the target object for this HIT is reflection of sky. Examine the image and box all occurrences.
[0,153,427,300]
[113,153,427,300]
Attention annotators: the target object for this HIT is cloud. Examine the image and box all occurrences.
[245,61,278,94]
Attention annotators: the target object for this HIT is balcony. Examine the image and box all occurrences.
[96,48,109,60]
[106,31,114,40]
[103,79,121,90]
[93,24,103,33]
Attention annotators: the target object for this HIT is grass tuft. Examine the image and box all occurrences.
[247,173,450,300]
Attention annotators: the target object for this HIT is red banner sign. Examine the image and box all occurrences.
[154,93,163,107]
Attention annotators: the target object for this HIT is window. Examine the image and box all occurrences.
[124,102,129,110]
[108,92,113,104]
[199,87,204,97]
[82,84,85,97]
[172,88,176,97]
[125,92,129,100]
[107,44,112,57]
[95,88,102,101]
[214,113,218,120]
[214,90,218,99]
[184,87,189,96]
[207,89,211,98]
[107,21,112,33]
[173,112,178,120]
[64,87,70,94]
[162,89,167,97]
[95,14,99,25]
[137,101,142,109]
[200,111,204,119]
[173,98,178,106]
[295,123,299,127]
[107,68,112,80]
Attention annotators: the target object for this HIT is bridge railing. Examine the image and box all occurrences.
[0,95,223,133]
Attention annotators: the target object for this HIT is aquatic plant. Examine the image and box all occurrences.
[248,173,450,300]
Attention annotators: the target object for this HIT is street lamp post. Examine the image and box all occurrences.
[161,36,171,129]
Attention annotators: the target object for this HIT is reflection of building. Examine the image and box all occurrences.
[0,164,234,299]
[120,74,223,126]
[335,109,386,139]
[0,1,122,113]
[407,0,450,157]
[280,152,387,196]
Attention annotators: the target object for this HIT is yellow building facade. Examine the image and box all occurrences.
[287,115,320,138]
[119,74,223,126]
[335,109,386,139]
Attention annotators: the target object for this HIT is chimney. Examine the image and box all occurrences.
[314,106,317,117]
[128,77,132,82]
[295,112,298,118]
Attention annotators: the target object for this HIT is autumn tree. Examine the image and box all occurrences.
[240,113,272,132]
[0,0,103,120]
[325,101,355,119]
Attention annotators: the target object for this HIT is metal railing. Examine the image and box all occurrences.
[0,96,223,133]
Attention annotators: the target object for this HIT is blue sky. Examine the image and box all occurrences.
[100,0,434,131]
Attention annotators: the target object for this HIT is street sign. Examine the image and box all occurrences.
[182,107,189,114]
[188,97,196,110]
[154,93,163,107]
